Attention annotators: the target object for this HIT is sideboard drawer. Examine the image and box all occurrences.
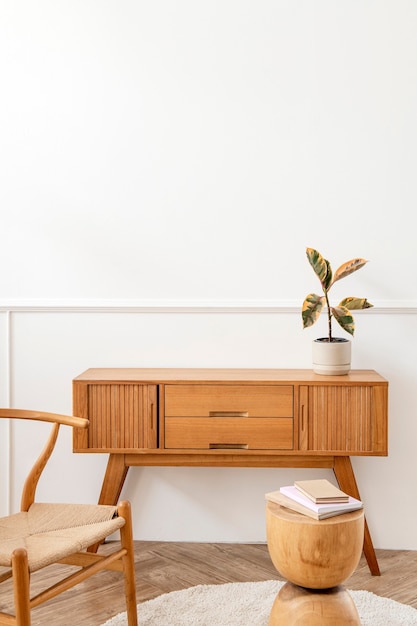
[164,417,294,450]
[164,385,293,418]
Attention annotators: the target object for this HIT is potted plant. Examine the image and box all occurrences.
[302,247,373,375]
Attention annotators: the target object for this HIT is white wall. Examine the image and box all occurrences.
[1,1,417,549]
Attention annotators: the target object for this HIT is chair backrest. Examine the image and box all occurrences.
[0,409,88,511]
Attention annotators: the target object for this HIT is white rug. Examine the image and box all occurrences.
[102,579,417,626]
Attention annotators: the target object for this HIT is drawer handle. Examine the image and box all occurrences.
[209,411,249,418]
[150,402,155,430]
[209,443,249,449]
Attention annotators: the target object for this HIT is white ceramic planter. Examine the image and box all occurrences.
[312,338,351,375]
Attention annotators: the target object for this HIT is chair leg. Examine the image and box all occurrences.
[118,501,138,626]
[12,548,31,626]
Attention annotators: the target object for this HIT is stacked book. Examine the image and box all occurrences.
[265,479,363,520]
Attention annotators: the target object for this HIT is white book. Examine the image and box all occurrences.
[265,490,362,520]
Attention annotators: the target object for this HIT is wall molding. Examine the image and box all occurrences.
[1,299,417,314]
[0,311,11,516]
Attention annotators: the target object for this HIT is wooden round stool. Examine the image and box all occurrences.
[266,501,364,625]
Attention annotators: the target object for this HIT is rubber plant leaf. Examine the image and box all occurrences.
[339,297,373,311]
[332,258,368,285]
[302,293,325,329]
[306,248,332,291]
[332,306,355,336]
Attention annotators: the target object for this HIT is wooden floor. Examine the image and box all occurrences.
[1,542,417,625]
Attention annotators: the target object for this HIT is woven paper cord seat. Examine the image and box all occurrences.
[0,503,125,571]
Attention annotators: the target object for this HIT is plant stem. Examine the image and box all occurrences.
[324,290,332,341]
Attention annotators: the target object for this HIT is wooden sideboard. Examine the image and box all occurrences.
[72,368,388,575]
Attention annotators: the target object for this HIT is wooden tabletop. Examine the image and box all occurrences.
[73,368,387,384]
